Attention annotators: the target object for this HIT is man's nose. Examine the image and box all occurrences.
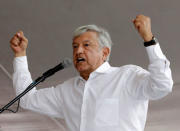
[76,45,84,54]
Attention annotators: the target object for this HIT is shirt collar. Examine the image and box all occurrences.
[93,61,111,74]
[77,62,111,82]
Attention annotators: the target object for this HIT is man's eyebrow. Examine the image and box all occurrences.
[83,40,91,43]
[72,42,78,45]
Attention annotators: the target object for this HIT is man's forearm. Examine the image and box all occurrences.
[145,43,173,100]
[13,56,37,107]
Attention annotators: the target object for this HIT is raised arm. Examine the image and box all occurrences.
[127,15,174,100]
[10,31,64,118]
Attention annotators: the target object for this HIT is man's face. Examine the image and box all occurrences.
[72,31,108,75]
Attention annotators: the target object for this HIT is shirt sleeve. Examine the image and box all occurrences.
[13,56,64,118]
[126,43,173,100]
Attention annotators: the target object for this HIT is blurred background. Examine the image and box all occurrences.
[0,0,179,130]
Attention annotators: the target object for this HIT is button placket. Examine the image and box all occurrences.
[80,74,96,130]
[80,80,89,131]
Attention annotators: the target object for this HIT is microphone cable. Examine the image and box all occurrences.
[1,99,20,113]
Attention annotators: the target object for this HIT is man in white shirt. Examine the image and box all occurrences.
[10,15,173,131]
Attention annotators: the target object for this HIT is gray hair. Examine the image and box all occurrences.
[73,24,113,61]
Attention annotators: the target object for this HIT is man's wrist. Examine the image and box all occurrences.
[143,33,153,42]
[14,52,26,57]
[144,35,154,42]
[144,36,158,47]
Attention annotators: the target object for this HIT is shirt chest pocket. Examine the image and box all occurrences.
[95,98,119,127]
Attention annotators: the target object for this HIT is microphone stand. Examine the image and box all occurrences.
[0,61,67,114]
[0,76,45,113]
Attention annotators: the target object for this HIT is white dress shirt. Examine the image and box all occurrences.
[13,43,173,131]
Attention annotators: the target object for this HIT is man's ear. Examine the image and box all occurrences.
[102,47,110,61]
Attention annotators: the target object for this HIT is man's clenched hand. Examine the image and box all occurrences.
[10,31,28,57]
[133,15,153,42]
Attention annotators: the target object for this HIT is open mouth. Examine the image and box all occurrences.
[76,57,85,63]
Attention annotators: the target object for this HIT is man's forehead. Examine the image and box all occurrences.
[72,39,92,45]
[73,31,98,43]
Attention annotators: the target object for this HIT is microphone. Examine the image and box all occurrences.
[42,58,72,80]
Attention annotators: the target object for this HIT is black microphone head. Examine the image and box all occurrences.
[62,58,72,68]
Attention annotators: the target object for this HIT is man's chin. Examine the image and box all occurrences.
[76,65,89,73]
[76,67,87,73]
